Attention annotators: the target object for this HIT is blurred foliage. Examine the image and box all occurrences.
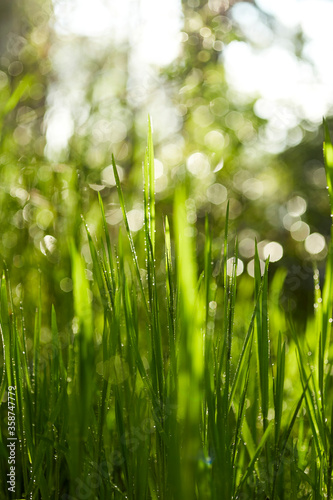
[162,0,323,239]
[0,0,74,331]
[0,0,331,331]
[0,0,51,156]
[161,0,331,321]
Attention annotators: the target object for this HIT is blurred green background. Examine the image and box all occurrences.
[0,0,332,331]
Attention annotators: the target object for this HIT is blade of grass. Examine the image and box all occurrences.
[111,154,148,317]
[236,420,273,495]
[274,332,285,447]
[0,272,12,389]
[272,374,310,498]
[98,191,116,292]
[68,240,95,490]
[174,188,204,498]
[147,115,155,253]
[323,118,333,216]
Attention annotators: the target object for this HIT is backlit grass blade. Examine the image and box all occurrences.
[236,420,273,494]
[68,240,95,488]
[229,276,264,410]
[293,337,324,458]
[203,215,213,446]
[114,385,130,493]
[241,414,262,479]
[117,230,163,435]
[26,439,49,497]
[225,240,238,408]
[223,201,230,290]
[2,75,34,116]
[272,374,310,499]
[323,118,333,216]
[274,332,285,446]
[174,188,204,498]
[255,249,270,432]
[216,201,229,392]
[111,154,148,317]
[269,267,287,337]
[147,115,155,253]
[143,127,164,410]
[98,191,116,290]
[323,121,333,418]
[231,352,251,495]
[164,214,180,495]
[85,218,113,312]
[70,240,93,341]
[328,402,333,499]
[165,215,176,398]
[254,249,271,487]
[174,188,204,389]
[0,273,12,389]
[33,279,42,445]
[19,304,32,393]
[204,215,212,325]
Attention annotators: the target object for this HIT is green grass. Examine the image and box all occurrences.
[1,119,333,499]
